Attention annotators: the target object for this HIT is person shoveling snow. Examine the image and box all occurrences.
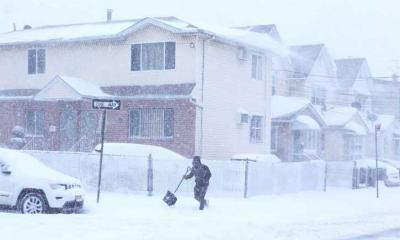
[183,156,212,210]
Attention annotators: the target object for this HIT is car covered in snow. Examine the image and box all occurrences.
[0,148,85,214]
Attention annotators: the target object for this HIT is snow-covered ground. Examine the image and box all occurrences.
[2,187,400,240]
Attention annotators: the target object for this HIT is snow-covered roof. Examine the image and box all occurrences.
[271,96,311,119]
[344,121,367,135]
[292,115,321,130]
[94,143,189,161]
[34,75,112,100]
[335,58,365,87]
[289,44,324,78]
[0,17,290,56]
[323,107,358,126]
[231,153,281,163]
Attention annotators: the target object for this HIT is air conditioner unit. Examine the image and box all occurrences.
[237,47,248,61]
[237,113,249,124]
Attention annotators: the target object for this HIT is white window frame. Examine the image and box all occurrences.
[250,115,263,143]
[129,108,174,139]
[251,54,264,80]
[311,87,326,105]
[131,42,176,71]
[27,48,46,75]
[26,110,44,137]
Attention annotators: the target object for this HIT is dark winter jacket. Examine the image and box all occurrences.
[185,164,212,186]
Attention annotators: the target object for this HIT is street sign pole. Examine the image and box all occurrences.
[375,123,381,199]
[92,98,120,204]
[97,110,106,203]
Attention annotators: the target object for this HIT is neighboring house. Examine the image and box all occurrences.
[271,96,325,162]
[370,76,400,117]
[364,114,400,161]
[334,58,372,111]
[288,44,337,109]
[322,107,369,161]
[236,25,290,96]
[0,16,290,159]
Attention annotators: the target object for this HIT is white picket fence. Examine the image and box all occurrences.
[25,150,354,197]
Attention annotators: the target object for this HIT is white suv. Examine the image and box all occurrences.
[0,148,85,214]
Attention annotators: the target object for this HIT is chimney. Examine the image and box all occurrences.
[13,23,16,32]
[107,9,113,22]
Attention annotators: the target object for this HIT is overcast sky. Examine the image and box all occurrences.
[0,0,399,76]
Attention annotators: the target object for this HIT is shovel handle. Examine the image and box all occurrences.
[173,167,191,193]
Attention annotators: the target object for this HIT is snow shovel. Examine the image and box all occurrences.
[163,167,191,206]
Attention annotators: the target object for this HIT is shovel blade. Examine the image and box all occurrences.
[163,190,177,206]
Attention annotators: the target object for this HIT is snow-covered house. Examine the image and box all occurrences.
[287,44,337,108]
[322,107,369,161]
[334,58,373,112]
[0,16,290,159]
[370,76,400,117]
[271,96,325,162]
[364,114,400,161]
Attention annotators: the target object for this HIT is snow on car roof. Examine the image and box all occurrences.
[0,148,77,182]
[94,143,189,161]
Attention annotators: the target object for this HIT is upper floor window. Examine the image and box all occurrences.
[129,108,174,139]
[131,42,176,71]
[26,110,44,136]
[311,87,326,106]
[251,54,263,80]
[250,115,263,143]
[28,49,46,74]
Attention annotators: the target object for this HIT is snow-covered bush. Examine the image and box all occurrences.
[10,126,26,149]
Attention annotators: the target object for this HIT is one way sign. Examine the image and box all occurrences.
[92,99,121,110]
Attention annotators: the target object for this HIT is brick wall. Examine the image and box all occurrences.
[0,98,196,158]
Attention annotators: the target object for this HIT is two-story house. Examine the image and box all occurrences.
[0,16,290,159]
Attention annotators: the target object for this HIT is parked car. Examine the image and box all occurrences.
[0,148,84,214]
[384,168,400,187]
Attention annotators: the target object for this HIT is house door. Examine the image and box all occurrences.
[60,109,78,151]
[79,111,100,152]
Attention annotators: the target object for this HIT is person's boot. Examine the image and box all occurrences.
[199,199,205,210]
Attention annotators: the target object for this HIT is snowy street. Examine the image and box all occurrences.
[2,187,400,240]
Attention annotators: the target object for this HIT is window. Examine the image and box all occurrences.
[271,126,279,152]
[131,42,176,71]
[343,134,363,161]
[129,108,174,138]
[28,49,46,74]
[250,115,263,143]
[26,110,44,136]
[271,75,276,95]
[393,135,400,158]
[311,87,326,105]
[251,54,263,80]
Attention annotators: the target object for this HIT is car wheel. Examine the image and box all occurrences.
[19,192,48,214]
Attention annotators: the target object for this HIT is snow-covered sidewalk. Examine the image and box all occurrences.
[2,187,400,240]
